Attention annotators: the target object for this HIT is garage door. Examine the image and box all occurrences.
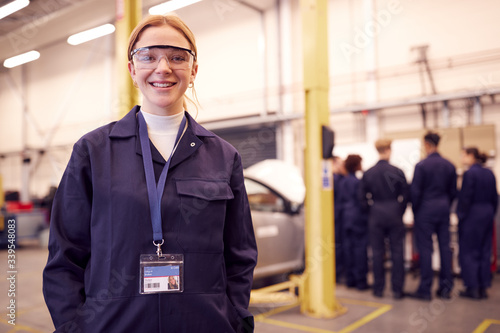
[212,126,277,168]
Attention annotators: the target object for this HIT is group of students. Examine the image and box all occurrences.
[333,132,498,301]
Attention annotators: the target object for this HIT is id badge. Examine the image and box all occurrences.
[139,254,184,294]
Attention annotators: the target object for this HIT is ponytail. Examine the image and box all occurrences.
[477,152,488,165]
[464,147,488,165]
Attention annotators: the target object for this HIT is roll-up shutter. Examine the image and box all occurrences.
[212,125,277,168]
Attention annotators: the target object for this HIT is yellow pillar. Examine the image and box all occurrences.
[300,0,344,318]
[116,0,142,117]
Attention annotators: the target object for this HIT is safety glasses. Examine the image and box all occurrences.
[131,45,196,70]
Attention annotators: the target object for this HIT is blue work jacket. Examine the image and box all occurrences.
[339,173,367,233]
[411,152,457,221]
[360,160,409,222]
[457,163,498,222]
[43,106,258,333]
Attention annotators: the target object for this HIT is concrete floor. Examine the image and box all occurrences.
[1,241,500,333]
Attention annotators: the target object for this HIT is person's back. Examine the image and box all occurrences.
[457,147,498,299]
[361,160,409,221]
[472,166,497,205]
[340,155,368,290]
[360,140,408,299]
[458,164,497,217]
[408,131,457,301]
[341,173,366,231]
[411,152,457,220]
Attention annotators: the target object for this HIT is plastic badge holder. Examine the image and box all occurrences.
[139,254,184,294]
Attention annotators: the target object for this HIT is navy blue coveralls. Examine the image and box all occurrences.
[457,163,498,290]
[333,173,345,283]
[360,160,409,295]
[411,152,457,296]
[43,107,258,333]
[339,173,368,289]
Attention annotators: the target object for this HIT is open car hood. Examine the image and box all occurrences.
[244,159,305,205]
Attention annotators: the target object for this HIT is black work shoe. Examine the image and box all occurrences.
[459,288,481,300]
[356,283,371,291]
[393,291,405,300]
[436,288,451,299]
[479,289,488,299]
[406,292,431,301]
[373,290,383,298]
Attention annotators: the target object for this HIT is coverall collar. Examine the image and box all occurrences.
[109,105,215,166]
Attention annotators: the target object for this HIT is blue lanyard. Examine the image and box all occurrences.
[137,111,187,255]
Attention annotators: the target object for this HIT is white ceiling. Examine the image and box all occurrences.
[0,0,276,61]
[0,0,80,36]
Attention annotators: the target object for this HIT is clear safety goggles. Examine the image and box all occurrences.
[131,45,196,70]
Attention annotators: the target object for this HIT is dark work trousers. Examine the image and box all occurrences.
[343,228,368,288]
[459,205,494,289]
[369,204,406,294]
[414,217,453,295]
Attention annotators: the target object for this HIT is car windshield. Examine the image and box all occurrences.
[245,178,285,213]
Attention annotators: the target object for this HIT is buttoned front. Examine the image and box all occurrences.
[43,106,258,333]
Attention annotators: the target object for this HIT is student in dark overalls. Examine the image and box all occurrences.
[339,155,369,290]
[360,139,409,299]
[408,132,457,300]
[43,15,257,332]
[332,156,346,284]
[457,147,498,299]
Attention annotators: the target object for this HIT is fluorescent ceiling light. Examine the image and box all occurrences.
[0,0,29,20]
[3,50,40,68]
[149,0,202,15]
[67,23,116,46]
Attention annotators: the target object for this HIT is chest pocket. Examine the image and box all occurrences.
[175,179,234,252]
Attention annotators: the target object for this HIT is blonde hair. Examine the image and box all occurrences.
[128,15,200,114]
[375,139,392,153]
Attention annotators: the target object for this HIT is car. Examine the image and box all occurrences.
[244,159,306,279]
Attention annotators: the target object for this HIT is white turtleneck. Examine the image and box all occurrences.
[140,109,185,160]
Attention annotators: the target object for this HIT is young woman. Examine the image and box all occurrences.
[339,154,369,291]
[458,147,497,299]
[43,15,257,332]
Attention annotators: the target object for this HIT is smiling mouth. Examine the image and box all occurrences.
[151,82,176,88]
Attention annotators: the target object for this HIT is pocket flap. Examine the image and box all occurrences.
[176,179,234,201]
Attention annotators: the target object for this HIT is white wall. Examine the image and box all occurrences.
[178,1,268,121]
[327,0,500,186]
[328,0,500,105]
[0,30,116,196]
[0,0,499,198]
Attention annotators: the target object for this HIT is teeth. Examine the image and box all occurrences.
[152,82,174,88]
